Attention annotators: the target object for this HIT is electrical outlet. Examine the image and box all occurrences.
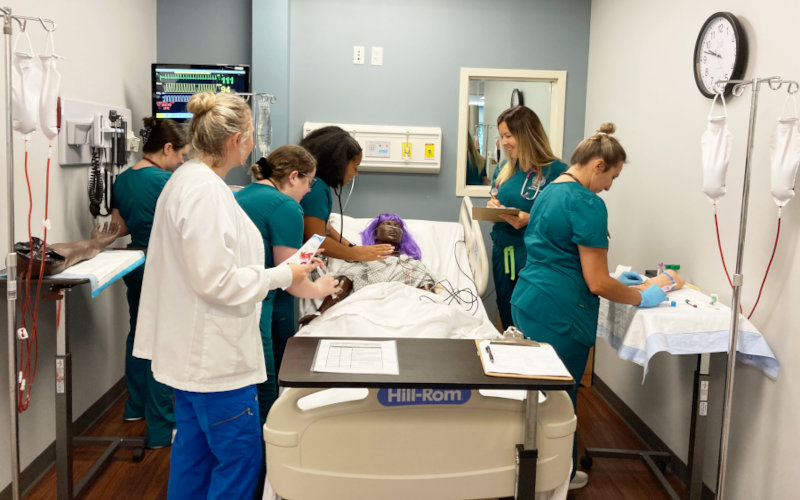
[371,46,383,66]
[353,45,365,65]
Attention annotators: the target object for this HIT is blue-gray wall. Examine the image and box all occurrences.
[253,0,591,221]
[157,0,253,185]
[158,0,591,320]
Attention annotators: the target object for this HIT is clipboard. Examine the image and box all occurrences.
[475,339,573,380]
[471,206,520,222]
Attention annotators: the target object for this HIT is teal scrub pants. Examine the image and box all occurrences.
[123,273,175,447]
[492,243,526,329]
[511,306,592,479]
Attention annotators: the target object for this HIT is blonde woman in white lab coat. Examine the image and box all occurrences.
[133,92,339,500]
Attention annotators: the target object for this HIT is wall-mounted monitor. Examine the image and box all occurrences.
[151,63,251,121]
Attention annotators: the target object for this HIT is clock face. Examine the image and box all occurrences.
[694,13,747,98]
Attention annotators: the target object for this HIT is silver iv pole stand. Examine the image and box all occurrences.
[1,8,57,500]
[713,76,798,500]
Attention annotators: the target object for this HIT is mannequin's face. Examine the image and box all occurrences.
[375,219,402,245]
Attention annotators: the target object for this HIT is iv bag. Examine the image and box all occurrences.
[39,31,62,141]
[700,94,732,202]
[769,113,800,207]
[11,31,41,135]
[254,95,273,160]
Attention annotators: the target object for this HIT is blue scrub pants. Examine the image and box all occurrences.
[168,386,262,500]
[492,243,526,329]
[511,306,592,479]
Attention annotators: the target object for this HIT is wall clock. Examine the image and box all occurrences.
[693,12,748,98]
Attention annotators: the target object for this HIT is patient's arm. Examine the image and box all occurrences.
[49,222,121,269]
[298,276,353,326]
[631,269,685,292]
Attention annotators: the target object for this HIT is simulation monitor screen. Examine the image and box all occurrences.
[151,63,251,121]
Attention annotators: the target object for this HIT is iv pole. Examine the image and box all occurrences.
[1,7,57,500]
[712,76,798,500]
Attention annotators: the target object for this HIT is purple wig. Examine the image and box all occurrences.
[360,213,422,260]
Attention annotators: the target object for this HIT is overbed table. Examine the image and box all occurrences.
[279,336,576,500]
[591,286,778,500]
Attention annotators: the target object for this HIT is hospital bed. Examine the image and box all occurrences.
[264,197,576,500]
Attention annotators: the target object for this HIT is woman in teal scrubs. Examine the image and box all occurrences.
[487,106,567,329]
[111,117,187,448]
[510,123,667,489]
[279,126,393,372]
[236,145,340,421]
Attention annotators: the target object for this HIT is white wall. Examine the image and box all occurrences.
[0,0,156,491]
[588,1,799,497]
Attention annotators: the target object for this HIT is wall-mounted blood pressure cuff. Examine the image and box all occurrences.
[11,30,41,136]
[701,93,733,203]
[770,94,800,207]
[39,31,62,141]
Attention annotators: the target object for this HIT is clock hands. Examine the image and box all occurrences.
[704,49,722,59]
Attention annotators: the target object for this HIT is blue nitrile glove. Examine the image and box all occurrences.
[617,271,644,286]
[638,284,668,308]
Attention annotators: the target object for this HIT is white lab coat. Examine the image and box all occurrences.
[133,160,292,393]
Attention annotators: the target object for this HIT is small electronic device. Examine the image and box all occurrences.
[151,63,251,121]
[285,234,325,265]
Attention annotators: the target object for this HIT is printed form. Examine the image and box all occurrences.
[312,339,400,375]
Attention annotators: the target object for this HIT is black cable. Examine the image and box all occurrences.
[88,148,104,217]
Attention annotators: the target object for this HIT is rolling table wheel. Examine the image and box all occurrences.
[580,455,593,469]
[131,446,145,462]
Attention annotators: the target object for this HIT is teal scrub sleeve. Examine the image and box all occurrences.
[300,179,331,221]
[569,194,609,249]
[269,200,304,249]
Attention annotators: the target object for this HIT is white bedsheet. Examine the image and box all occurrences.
[300,213,488,321]
[597,286,779,381]
[297,281,499,339]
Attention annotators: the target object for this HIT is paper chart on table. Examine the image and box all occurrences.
[312,339,399,375]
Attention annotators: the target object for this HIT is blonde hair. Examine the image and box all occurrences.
[495,106,559,187]
[570,123,627,169]
[186,92,252,166]
[250,145,317,185]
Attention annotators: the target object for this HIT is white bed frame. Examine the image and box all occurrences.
[459,196,489,297]
[265,388,575,500]
[264,200,575,499]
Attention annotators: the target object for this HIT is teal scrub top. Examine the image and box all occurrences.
[235,183,304,269]
[300,177,332,224]
[112,166,172,249]
[511,182,609,346]
[236,183,304,325]
[490,160,567,248]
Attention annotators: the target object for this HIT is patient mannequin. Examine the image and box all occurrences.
[15,222,121,277]
[299,213,436,325]
[633,269,685,293]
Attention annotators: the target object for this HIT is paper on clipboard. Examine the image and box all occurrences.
[476,339,572,379]
[472,206,520,222]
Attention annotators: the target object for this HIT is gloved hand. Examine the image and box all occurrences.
[616,271,644,286]
[637,284,668,308]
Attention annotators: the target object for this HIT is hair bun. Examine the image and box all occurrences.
[596,122,616,135]
[186,92,217,116]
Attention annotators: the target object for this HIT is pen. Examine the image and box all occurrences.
[485,345,495,363]
[685,299,698,308]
